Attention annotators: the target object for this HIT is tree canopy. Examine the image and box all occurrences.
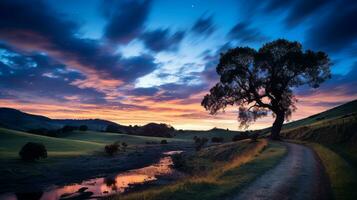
[202,39,331,139]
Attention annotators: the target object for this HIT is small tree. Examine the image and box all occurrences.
[121,142,128,152]
[79,125,88,131]
[194,137,208,151]
[202,39,331,140]
[19,142,47,161]
[104,142,119,156]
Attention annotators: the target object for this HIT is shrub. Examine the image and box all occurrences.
[211,137,224,143]
[250,133,258,142]
[79,125,88,131]
[121,142,128,151]
[172,154,187,169]
[194,137,208,151]
[105,142,119,156]
[19,142,47,161]
[160,139,168,144]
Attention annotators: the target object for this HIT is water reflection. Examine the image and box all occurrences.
[0,151,182,200]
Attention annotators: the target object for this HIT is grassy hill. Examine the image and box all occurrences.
[284,99,357,130]
[0,107,121,131]
[0,127,103,158]
[63,130,189,144]
[0,128,192,159]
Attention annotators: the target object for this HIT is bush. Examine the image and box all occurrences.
[160,139,168,144]
[121,142,128,152]
[172,153,186,169]
[194,137,208,151]
[79,125,88,131]
[211,137,224,143]
[105,142,119,156]
[19,142,47,161]
[250,133,258,142]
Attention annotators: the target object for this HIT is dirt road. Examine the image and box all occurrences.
[233,142,332,200]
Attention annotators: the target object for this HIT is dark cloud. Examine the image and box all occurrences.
[116,54,158,82]
[0,45,107,104]
[102,0,152,43]
[0,0,159,85]
[140,28,185,52]
[191,15,216,36]
[228,22,268,43]
[306,1,357,53]
[263,0,293,11]
[283,0,328,27]
[255,0,357,53]
[155,83,206,101]
[129,87,159,96]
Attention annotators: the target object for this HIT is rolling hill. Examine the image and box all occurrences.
[0,107,120,131]
[280,99,357,144]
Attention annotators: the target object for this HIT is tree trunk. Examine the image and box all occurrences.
[270,111,285,140]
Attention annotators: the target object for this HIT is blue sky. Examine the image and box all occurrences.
[0,0,356,130]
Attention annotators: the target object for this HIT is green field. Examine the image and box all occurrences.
[65,130,189,144]
[0,128,103,158]
[0,128,192,159]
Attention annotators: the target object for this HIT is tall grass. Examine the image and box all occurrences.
[108,139,286,200]
[281,113,357,144]
[303,142,357,200]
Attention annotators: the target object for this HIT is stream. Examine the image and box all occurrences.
[0,151,183,200]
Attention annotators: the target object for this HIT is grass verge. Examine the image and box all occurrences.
[309,143,357,200]
[291,141,357,200]
[108,139,286,200]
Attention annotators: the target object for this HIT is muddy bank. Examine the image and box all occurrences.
[0,143,193,195]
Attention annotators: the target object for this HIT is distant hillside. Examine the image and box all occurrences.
[0,107,120,132]
[0,107,176,138]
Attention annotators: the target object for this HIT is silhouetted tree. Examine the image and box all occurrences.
[19,142,47,161]
[121,142,128,151]
[202,39,331,140]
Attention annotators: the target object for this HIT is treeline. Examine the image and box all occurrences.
[28,125,88,137]
[106,123,175,138]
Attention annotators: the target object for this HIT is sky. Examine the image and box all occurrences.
[0,0,356,130]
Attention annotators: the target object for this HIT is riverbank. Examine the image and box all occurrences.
[0,143,193,196]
